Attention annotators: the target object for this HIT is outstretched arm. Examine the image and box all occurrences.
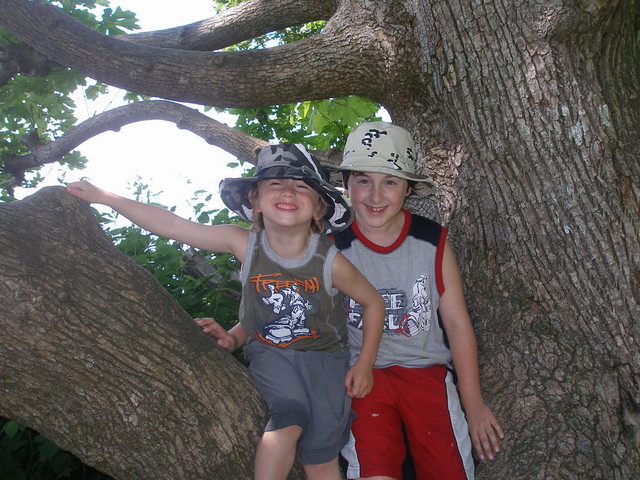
[332,253,384,399]
[66,180,248,259]
[439,239,505,460]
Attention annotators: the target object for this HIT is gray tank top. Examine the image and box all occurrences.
[239,230,348,354]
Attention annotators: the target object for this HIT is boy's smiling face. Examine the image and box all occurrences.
[251,178,324,230]
[346,172,410,234]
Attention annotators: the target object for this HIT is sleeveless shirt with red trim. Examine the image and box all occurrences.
[332,210,450,368]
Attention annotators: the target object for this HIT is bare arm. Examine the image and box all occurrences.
[66,180,248,259]
[332,252,384,398]
[438,239,505,460]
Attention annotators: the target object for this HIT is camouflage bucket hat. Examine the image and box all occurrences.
[336,121,436,196]
[219,144,354,234]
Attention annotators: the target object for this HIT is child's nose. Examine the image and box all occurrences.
[281,181,296,195]
[370,184,383,202]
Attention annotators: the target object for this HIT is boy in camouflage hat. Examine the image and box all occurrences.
[67,143,384,480]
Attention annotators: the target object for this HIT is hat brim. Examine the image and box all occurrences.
[219,175,354,234]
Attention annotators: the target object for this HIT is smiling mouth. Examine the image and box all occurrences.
[368,206,386,213]
[276,203,297,211]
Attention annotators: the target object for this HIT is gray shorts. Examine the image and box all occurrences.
[246,341,353,465]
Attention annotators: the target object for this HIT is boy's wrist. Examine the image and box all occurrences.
[354,354,376,369]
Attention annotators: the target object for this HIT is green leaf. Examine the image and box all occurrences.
[35,435,60,462]
[1,421,23,439]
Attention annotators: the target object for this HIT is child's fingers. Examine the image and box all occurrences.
[195,317,217,327]
[344,373,357,398]
[472,424,502,461]
[194,318,222,336]
[489,421,504,453]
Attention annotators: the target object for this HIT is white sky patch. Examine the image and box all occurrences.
[15,0,241,221]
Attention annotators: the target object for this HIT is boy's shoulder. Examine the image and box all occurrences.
[407,213,443,245]
[330,225,356,250]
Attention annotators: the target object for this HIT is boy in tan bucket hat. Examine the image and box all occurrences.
[334,122,504,480]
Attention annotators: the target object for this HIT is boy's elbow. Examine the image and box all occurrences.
[375,294,385,310]
[365,295,385,320]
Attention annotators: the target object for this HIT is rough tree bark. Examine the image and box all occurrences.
[0,187,305,479]
[0,0,638,479]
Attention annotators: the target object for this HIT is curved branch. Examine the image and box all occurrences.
[1,99,344,195]
[0,0,382,108]
[0,0,338,84]
[2,100,268,184]
[121,0,338,51]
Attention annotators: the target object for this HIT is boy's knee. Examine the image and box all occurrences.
[303,457,342,480]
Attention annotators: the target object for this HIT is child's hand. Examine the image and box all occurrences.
[194,318,237,352]
[465,402,505,461]
[66,180,106,204]
[344,361,374,398]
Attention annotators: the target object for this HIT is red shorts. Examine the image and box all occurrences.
[342,365,473,480]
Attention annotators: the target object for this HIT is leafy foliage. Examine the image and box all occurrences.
[0,418,112,480]
[0,0,140,197]
[224,96,382,150]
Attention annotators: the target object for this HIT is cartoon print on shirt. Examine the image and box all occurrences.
[261,284,289,314]
[394,274,432,337]
[345,274,432,337]
[255,282,320,347]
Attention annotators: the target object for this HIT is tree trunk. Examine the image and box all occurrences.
[0,187,302,479]
[401,2,640,479]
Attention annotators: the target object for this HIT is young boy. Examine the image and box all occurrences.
[333,122,504,480]
[66,143,385,480]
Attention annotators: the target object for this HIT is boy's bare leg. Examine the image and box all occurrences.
[304,456,344,480]
[254,425,302,480]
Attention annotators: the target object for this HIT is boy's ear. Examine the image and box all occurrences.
[341,171,350,192]
[314,198,326,220]
[312,196,329,226]
[247,187,261,212]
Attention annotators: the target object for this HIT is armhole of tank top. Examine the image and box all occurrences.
[239,230,258,284]
[324,244,339,296]
[436,226,447,296]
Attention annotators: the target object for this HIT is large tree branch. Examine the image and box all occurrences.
[0,186,309,479]
[1,100,268,191]
[0,0,338,85]
[0,0,382,108]
[1,99,343,192]
[121,0,338,51]
[0,42,54,86]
